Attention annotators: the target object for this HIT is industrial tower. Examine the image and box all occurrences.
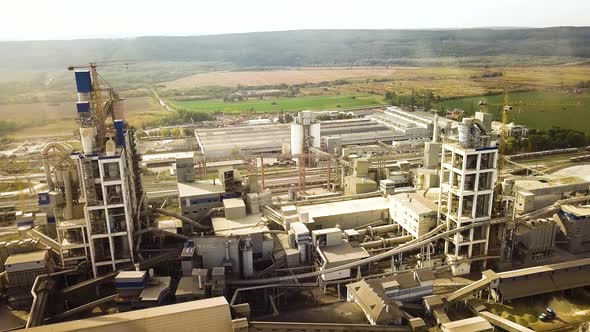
[70,65,144,276]
[438,117,498,275]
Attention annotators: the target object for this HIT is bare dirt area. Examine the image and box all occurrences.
[162,67,407,89]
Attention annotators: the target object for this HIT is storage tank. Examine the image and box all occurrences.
[105,138,116,156]
[80,128,95,154]
[290,123,304,156]
[458,118,473,147]
[458,124,470,147]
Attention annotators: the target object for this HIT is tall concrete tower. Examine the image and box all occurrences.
[438,117,497,275]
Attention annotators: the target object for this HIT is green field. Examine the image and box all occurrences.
[434,91,590,133]
[172,94,386,113]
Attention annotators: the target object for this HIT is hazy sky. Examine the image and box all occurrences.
[1,0,589,41]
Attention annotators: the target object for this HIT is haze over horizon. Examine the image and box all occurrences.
[1,0,589,41]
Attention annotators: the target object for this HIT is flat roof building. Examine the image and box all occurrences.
[389,193,437,238]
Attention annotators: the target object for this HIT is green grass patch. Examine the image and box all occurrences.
[172,94,386,113]
[434,91,590,133]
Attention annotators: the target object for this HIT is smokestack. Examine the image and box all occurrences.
[432,114,440,143]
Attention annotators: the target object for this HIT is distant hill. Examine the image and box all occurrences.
[1,27,590,70]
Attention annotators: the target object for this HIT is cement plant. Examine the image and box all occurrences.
[0,62,590,332]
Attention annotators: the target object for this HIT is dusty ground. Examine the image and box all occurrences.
[487,290,590,331]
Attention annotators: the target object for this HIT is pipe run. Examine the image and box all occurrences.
[360,235,414,249]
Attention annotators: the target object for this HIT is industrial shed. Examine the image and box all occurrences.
[491,257,590,302]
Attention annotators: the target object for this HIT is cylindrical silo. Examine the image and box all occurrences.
[290,123,304,156]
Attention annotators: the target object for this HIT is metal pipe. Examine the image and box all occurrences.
[360,235,413,249]
[354,223,399,237]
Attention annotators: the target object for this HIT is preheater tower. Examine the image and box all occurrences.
[438,117,497,275]
[71,67,143,276]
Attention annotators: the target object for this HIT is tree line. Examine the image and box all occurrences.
[384,89,441,112]
[506,128,589,154]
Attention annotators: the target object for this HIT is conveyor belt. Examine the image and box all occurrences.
[23,228,60,255]
[61,271,119,296]
[45,294,118,323]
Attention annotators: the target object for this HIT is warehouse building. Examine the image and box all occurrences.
[490,258,590,302]
[194,108,441,158]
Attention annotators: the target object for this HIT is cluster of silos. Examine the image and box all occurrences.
[290,111,321,155]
